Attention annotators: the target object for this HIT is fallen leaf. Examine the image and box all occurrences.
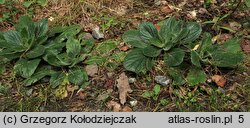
[85,64,98,77]
[119,45,129,51]
[107,101,121,112]
[229,21,242,31]
[240,39,250,53]
[76,88,87,100]
[122,106,132,112]
[116,72,133,105]
[211,75,226,88]
[160,5,174,14]
[67,85,79,92]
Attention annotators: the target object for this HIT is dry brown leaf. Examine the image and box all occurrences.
[76,89,87,100]
[119,45,129,51]
[122,106,133,112]
[107,101,121,112]
[116,72,133,105]
[160,5,174,14]
[212,75,226,88]
[85,64,98,77]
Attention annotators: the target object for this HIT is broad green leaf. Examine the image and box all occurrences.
[220,38,242,53]
[164,48,185,67]
[0,0,5,4]
[36,0,48,6]
[139,22,160,43]
[3,31,22,47]
[82,39,94,53]
[150,37,164,48]
[191,51,201,67]
[182,22,202,43]
[123,48,154,73]
[23,68,53,86]
[200,33,213,55]
[56,25,81,40]
[66,38,81,58]
[50,72,66,88]
[15,16,33,32]
[23,1,33,8]
[35,19,48,37]
[84,56,106,65]
[153,84,161,95]
[122,30,147,48]
[187,68,206,86]
[43,53,71,67]
[142,45,162,57]
[211,52,244,67]
[95,40,117,55]
[168,68,185,86]
[142,91,154,98]
[14,59,41,78]
[70,54,87,68]
[26,45,45,59]
[68,68,88,85]
[246,0,250,7]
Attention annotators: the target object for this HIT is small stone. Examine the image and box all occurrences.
[243,72,248,76]
[82,33,94,40]
[85,64,98,77]
[129,100,138,107]
[218,87,225,94]
[128,78,136,84]
[92,26,104,40]
[155,76,171,86]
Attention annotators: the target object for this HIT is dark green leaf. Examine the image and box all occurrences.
[23,69,54,86]
[142,45,161,57]
[0,0,5,4]
[191,51,201,67]
[211,52,244,67]
[82,39,94,53]
[168,68,185,86]
[164,48,185,66]
[183,22,202,43]
[50,72,66,88]
[187,68,206,86]
[3,30,22,47]
[139,22,159,43]
[122,30,147,48]
[26,45,45,59]
[35,19,48,37]
[123,48,154,73]
[149,38,164,48]
[68,68,88,85]
[66,38,81,58]
[14,59,41,78]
